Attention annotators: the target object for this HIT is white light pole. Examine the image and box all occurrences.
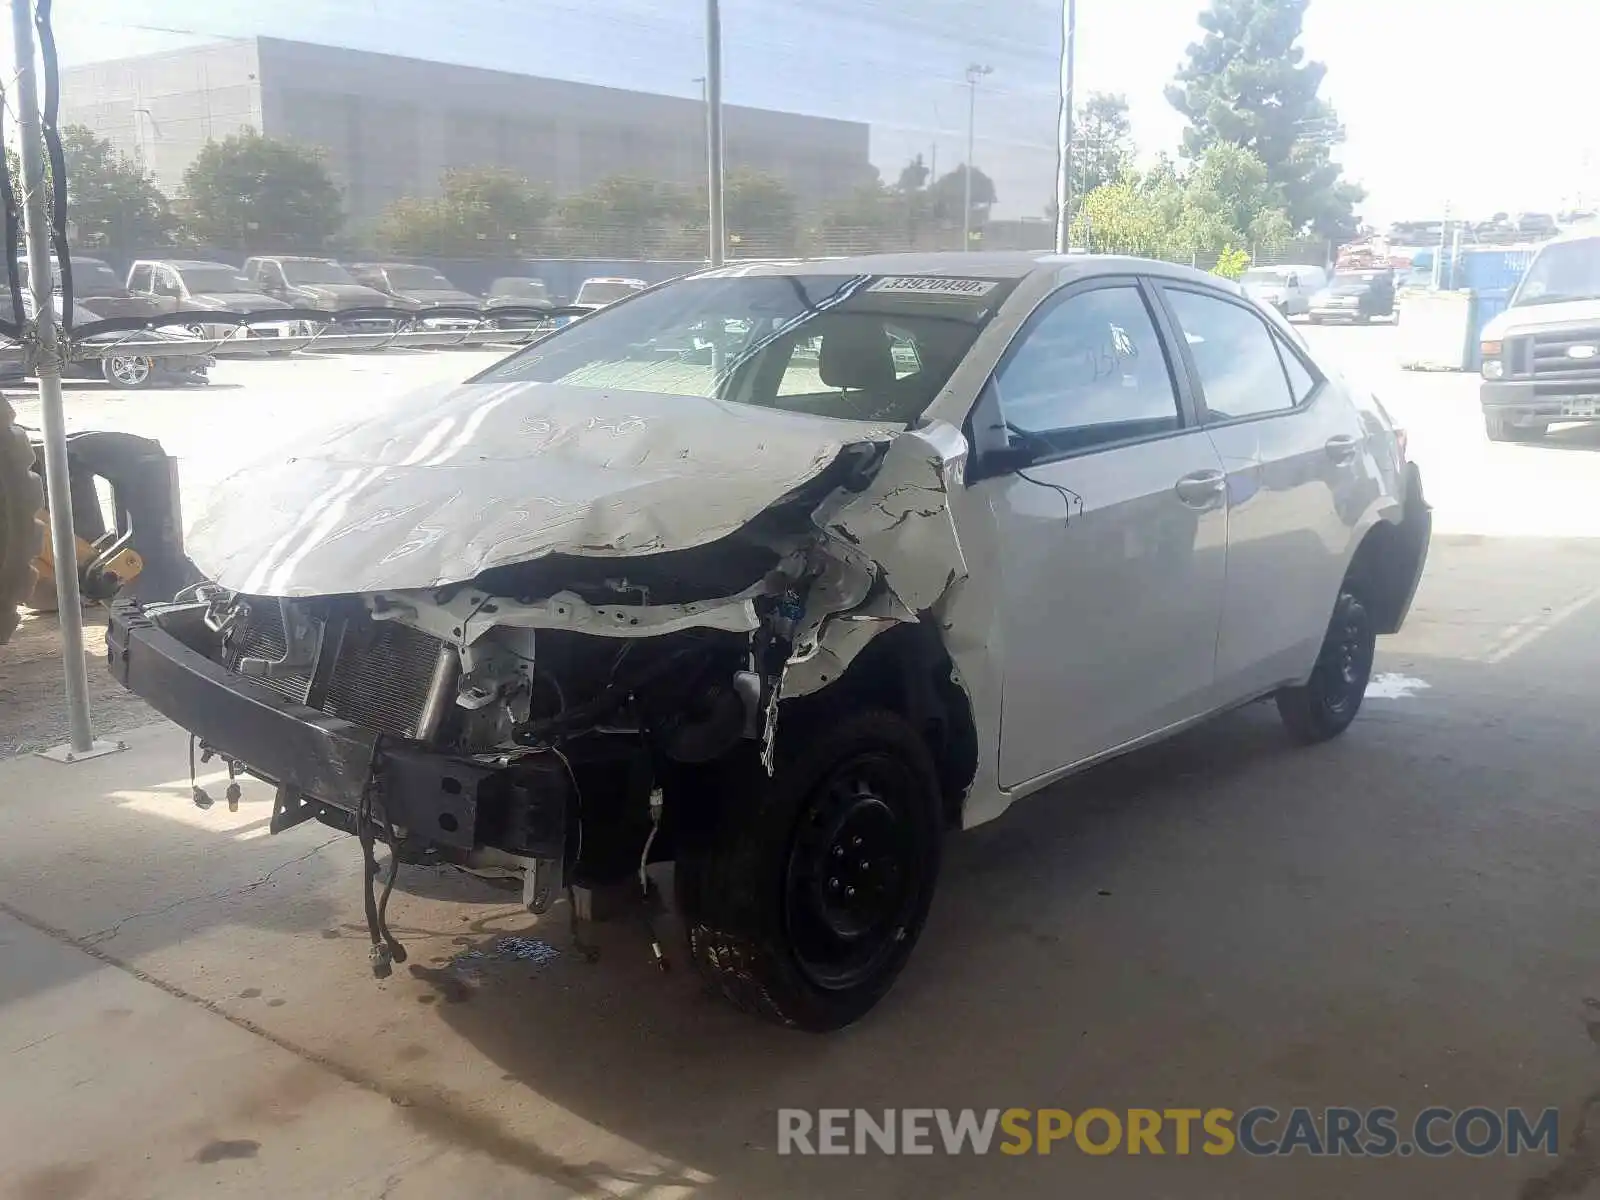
[963,63,992,252]
[12,0,121,762]
[704,0,726,267]
[1053,0,1077,254]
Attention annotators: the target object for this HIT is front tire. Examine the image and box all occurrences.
[102,355,153,389]
[675,708,943,1030]
[1484,412,1545,442]
[1276,590,1376,744]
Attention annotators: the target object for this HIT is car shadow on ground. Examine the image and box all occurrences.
[381,661,1599,1200]
[56,381,244,393]
[1535,423,1600,452]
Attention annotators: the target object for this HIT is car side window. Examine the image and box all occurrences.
[128,264,151,293]
[1276,338,1319,405]
[993,283,1181,451]
[1165,288,1297,423]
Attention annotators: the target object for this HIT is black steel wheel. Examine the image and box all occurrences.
[675,707,943,1030]
[1276,590,1376,744]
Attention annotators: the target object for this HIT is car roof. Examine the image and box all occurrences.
[247,255,337,263]
[692,250,1234,291]
[1545,224,1600,246]
[581,276,647,285]
[145,259,237,270]
[349,262,431,271]
[17,253,108,265]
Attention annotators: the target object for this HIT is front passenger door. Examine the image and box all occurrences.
[982,279,1230,788]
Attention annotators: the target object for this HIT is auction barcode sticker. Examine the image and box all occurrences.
[867,276,998,297]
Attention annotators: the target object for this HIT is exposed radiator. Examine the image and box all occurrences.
[225,599,446,740]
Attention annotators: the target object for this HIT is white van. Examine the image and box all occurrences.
[1240,264,1327,317]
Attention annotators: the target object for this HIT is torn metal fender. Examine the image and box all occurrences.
[780,614,900,699]
[813,420,970,616]
[369,582,767,649]
[778,421,971,702]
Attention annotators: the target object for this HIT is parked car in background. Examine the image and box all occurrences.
[485,276,553,309]
[107,252,1429,1029]
[18,292,212,388]
[347,263,480,312]
[1479,226,1600,441]
[573,276,647,311]
[16,254,162,321]
[242,256,400,331]
[1309,270,1396,323]
[484,277,558,330]
[125,260,300,342]
[1240,265,1326,317]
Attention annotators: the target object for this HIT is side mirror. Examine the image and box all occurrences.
[966,380,1043,479]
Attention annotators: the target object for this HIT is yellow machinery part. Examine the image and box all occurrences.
[28,512,144,610]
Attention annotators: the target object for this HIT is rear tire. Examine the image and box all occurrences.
[1276,590,1376,744]
[675,708,943,1030]
[0,397,43,644]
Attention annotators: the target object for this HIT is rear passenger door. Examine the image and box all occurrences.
[1156,284,1368,700]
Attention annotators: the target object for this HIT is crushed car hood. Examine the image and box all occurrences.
[186,381,897,597]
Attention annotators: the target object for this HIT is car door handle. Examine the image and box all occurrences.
[1174,469,1227,508]
[1325,434,1359,465]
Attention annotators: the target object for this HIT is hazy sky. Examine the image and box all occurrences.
[18,0,1599,224]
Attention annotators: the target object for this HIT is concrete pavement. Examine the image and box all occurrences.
[4,328,1600,1198]
[5,531,1600,1198]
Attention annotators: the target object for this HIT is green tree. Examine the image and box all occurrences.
[1071,177,1169,258]
[927,165,997,231]
[1072,92,1135,202]
[378,168,550,256]
[720,168,799,254]
[181,128,343,251]
[1166,0,1364,240]
[555,175,697,255]
[1070,144,1293,263]
[1182,142,1290,249]
[6,126,172,254]
[895,154,931,194]
[1212,244,1252,279]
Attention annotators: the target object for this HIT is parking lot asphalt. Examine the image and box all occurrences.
[3,329,1600,1199]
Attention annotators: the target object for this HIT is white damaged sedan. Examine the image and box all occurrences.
[108,252,1430,1029]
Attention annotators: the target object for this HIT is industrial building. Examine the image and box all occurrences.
[61,38,874,227]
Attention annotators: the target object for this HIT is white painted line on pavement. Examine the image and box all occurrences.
[1482,585,1600,664]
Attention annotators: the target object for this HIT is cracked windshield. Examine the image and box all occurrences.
[1,1,1597,1198]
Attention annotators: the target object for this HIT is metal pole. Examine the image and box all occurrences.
[705,0,725,267]
[963,75,976,252]
[13,0,114,762]
[1054,0,1077,253]
[1440,203,1452,292]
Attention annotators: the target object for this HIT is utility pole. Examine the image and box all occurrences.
[704,0,725,267]
[11,0,120,762]
[963,63,992,252]
[1053,0,1077,253]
